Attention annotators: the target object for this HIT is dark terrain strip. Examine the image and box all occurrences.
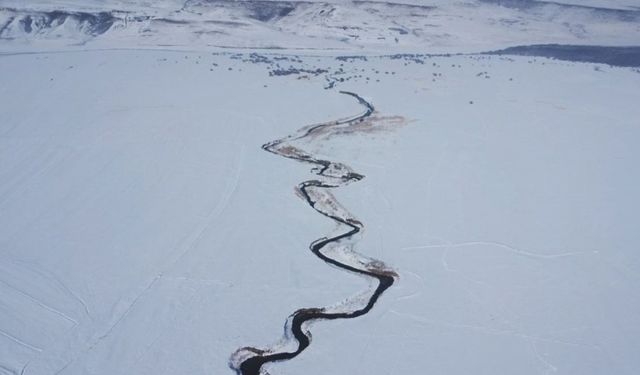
[230,91,396,375]
[485,44,640,67]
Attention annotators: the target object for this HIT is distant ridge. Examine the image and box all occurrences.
[1,1,639,53]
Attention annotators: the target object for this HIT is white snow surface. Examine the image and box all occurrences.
[1,47,639,375]
[2,0,640,373]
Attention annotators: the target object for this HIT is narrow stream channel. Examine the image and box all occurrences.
[230,91,397,375]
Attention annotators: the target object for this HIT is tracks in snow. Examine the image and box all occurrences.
[230,91,397,375]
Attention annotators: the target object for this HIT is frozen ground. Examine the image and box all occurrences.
[1,48,639,374]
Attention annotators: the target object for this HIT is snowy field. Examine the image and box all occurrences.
[1,48,639,374]
[2,0,640,374]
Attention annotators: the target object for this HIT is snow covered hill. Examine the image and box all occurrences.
[1,0,639,52]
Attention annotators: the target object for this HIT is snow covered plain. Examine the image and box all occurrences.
[2,48,639,375]
[2,1,640,375]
